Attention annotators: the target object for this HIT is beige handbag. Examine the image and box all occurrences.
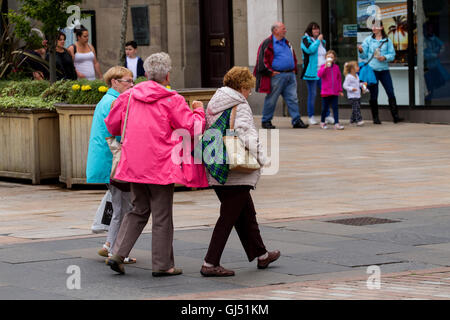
[106,91,132,179]
[223,106,261,173]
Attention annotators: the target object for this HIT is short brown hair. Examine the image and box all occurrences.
[223,67,256,91]
[103,66,133,88]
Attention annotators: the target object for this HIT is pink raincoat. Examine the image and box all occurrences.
[104,80,208,187]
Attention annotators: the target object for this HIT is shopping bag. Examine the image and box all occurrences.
[91,190,113,233]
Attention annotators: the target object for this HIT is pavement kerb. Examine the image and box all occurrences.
[2,203,450,246]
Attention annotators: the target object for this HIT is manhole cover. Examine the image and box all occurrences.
[326,217,400,226]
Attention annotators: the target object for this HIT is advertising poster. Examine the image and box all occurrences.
[357,1,411,65]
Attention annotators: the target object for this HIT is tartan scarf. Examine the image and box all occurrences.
[193,108,232,185]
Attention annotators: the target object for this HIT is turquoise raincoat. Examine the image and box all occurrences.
[86,88,120,183]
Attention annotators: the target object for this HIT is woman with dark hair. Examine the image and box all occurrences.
[68,25,102,80]
[301,22,333,125]
[358,21,403,124]
[46,32,77,80]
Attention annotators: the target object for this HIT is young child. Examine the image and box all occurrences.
[343,61,366,126]
[318,50,344,130]
[124,41,145,80]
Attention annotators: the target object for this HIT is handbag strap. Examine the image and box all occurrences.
[229,105,238,130]
[121,91,133,142]
[364,39,387,66]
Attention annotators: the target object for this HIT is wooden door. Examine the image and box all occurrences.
[200,0,234,88]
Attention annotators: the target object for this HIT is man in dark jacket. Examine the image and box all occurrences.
[254,22,308,129]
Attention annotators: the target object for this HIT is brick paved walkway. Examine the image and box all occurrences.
[161,267,450,300]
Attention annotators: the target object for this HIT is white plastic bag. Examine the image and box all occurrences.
[91,190,113,234]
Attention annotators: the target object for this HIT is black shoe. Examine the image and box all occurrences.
[293,119,309,129]
[370,100,382,125]
[389,98,404,124]
[262,121,276,129]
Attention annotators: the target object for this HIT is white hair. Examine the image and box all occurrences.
[271,22,283,33]
[143,52,172,82]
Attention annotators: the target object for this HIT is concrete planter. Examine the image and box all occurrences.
[54,89,216,188]
[0,108,60,184]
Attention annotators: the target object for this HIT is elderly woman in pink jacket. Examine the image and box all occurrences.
[104,52,208,276]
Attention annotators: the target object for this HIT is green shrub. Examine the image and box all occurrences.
[0,80,50,97]
[0,96,57,110]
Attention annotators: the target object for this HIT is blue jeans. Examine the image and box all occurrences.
[369,70,396,101]
[262,72,301,125]
[321,96,339,124]
[306,79,320,118]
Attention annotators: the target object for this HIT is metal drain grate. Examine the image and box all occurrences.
[326,217,400,226]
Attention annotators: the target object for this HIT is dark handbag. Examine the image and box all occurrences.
[100,200,113,226]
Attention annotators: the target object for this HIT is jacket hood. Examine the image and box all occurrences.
[207,87,247,116]
[129,80,177,103]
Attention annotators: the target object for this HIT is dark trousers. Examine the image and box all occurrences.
[204,186,267,266]
[321,95,339,124]
[369,70,396,101]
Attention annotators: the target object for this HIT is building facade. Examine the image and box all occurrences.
[5,0,450,122]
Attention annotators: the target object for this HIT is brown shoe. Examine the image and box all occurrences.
[200,265,235,277]
[257,250,280,269]
[106,254,125,275]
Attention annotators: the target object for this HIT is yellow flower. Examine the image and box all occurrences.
[98,86,108,93]
[166,85,171,90]
[72,84,80,91]
[81,85,92,91]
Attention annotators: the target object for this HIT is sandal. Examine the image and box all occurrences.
[152,267,183,277]
[97,244,110,258]
[123,257,137,264]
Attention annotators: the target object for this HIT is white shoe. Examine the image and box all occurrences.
[334,124,345,130]
[309,117,318,125]
[357,121,365,126]
[325,116,335,125]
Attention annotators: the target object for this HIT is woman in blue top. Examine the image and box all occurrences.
[358,21,403,124]
[86,66,136,263]
[301,22,333,125]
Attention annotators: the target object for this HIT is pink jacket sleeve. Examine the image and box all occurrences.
[104,91,129,136]
[317,64,326,79]
[166,95,206,136]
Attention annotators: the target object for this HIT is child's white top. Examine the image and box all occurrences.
[343,74,363,99]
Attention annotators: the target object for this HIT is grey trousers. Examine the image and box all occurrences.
[106,184,133,253]
[112,183,175,271]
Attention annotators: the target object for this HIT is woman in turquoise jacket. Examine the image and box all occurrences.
[358,21,403,124]
[86,66,136,263]
[301,22,333,125]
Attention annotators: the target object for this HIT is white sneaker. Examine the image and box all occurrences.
[309,117,318,125]
[320,122,328,130]
[334,124,345,130]
[325,116,335,125]
[357,121,365,126]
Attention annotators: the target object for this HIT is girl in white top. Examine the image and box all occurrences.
[343,61,368,126]
[68,26,102,80]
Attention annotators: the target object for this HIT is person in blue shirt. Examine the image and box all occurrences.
[86,66,136,264]
[257,22,309,129]
[358,21,404,124]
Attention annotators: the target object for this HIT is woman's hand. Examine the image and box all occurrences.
[358,45,363,53]
[339,92,344,97]
[376,56,387,62]
[318,34,324,41]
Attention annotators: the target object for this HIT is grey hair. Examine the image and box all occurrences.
[143,52,172,82]
[271,22,282,33]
